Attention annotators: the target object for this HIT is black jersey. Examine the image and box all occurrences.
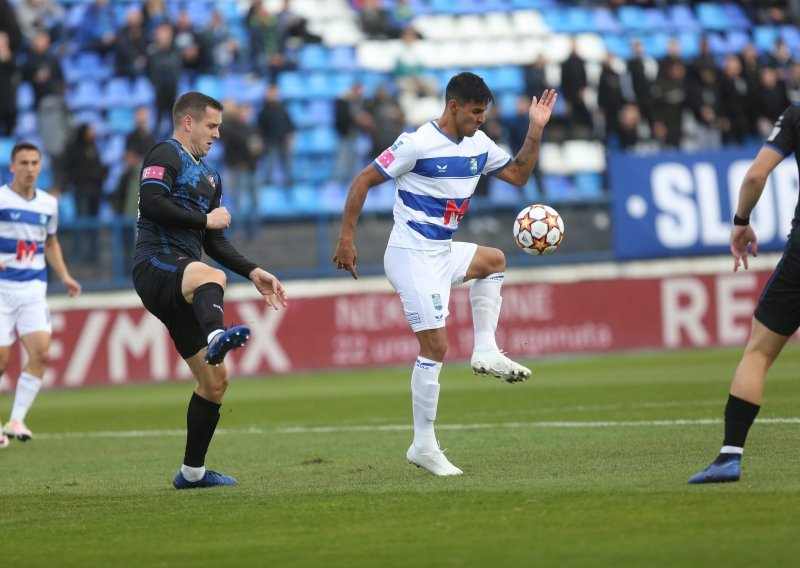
[132,139,258,278]
[765,102,800,220]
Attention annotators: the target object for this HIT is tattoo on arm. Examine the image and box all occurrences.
[526,135,538,144]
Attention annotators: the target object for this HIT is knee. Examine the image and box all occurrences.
[423,335,448,361]
[206,372,229,400]
[210,268,227,289]
[488,248,506,274]
[29,350,49,368]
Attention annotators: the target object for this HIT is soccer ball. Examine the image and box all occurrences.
[512,204,565,256]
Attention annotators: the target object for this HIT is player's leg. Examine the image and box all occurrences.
[384,246,462,476]
[460,244,531,383]
[689,319,788,484]
[0,295,18,446]
[0,344,9,448]
[182,261,250,365]
[3,331,50,441]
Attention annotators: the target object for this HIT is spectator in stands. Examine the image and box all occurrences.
[560,38,592,139]
[147,23,183,136]
[257,83,295,188]
[174,10,204,79]
[688,65,723,150]
[0,32,17,136]
[333,82,371,186]
[755,66,790,136]
[616,103,651,152]
[63,123,107,221]
[393,26,438,98]
[358,0,399,40]
[277,0,321,47]
[657,37,684,81]
[77,0,118,57]
[115,7,148,78]
[197,9,242,74]
[597,54,626,144]
[786,60,800,102]
[220,101,264,234]
[389,0,416,31]
[766,37,793,73]
[366,84,406,160]
[142,0,168,34]
[628,39,655,127]
[689,36,716,85]
[504,95,545,196]
[21,30,63,110]
[523,54,547,101]
[14,0,63,47]
[36,84,71,195]
[718,54,751,145]
[0,0,22,53]
[246,0,286,80]
[651,60,687,149]
[740,43,762,129]
[113,107,156,218]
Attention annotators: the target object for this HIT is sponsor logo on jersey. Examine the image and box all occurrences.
[391,140,403,151]
[431,293,442,311]
[141,166,166,181]
[377,149,395,168]
[436,164,448,173]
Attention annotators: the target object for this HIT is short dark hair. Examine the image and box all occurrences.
[172,91,223,127]
[10,141,41,161]
[445,72,494,106]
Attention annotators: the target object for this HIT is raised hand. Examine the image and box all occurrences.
[529,89,558,130]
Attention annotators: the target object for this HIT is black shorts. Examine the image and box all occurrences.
[755,227,800,336]
[132,253,206,359]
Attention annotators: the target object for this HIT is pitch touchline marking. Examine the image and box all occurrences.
[32,417,800,440]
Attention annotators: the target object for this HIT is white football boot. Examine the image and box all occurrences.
[471,349,532,383]
[407,443,463,476]
[4,420,33,442]
[0,423,8,449]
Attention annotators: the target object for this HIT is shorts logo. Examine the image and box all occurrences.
[431,293,442,311]
[141,166,166,181]
[407,312,421,325]
[469,157,478,174]
[377,149,395,168]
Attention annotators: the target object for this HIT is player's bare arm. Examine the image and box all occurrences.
[731,146,784,272]
[249,267,288,310]
[494,89,557,186]
[44,234,81,297]
[333,165,386,279]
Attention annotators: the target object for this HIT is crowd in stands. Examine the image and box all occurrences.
[0,0,799,223]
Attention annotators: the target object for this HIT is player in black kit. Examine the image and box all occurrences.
[689,102,800,484]
[132,92,288,489]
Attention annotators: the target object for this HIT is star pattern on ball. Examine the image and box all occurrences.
[544,213,560,230]
[532,236,549,253]
[518,214,533,231]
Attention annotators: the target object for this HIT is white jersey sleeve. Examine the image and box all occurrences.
[484,137,512,176]
[372,133,416,179]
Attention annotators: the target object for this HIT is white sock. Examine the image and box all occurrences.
[207,329,224,345]
[181,464,207,482]
[10,373,42,423]
[411,356,442,453]
[470,273,504,353]
[720,446,743,455]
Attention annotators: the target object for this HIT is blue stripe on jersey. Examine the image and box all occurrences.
[371,160,392,179]
[0,266,47,282]
[406,221,456,240]
[0,236,44,254]
[141,179,172,192]
[485,157,512,176]
[0,208,51,226]
[398,190,470,218]
[411,154,488,178]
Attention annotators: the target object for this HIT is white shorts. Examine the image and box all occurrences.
[384,242,478,332]
[0,291,51,346]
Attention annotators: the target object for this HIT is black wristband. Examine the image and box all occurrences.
[733,214,750,226]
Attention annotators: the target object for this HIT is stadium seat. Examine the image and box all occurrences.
[277,72,307,101]
[484,13,513,38]
[667,4,702,32]
[104,77,134,108]
[16,82,34,111]
[543,174,578,202]
[0,137,15,167]
[510,10,550,36]
[108,107,134,135]
[15,111,37,137]
[290,184,321,213]
[563,140,606,173]
[329,46,359,71]
[258,186,292,217]
[355,39,403,72]
[298,44,331,71]
[593,8,622,35]
[575,33,607,63]
[67,81,103,110]
[538,143,569,175]
[574,172,604,199]
[194,75,224,101]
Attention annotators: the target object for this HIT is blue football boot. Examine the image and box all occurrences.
[688,453,741,484]
[205,325,251,365]
[173,469,238,489]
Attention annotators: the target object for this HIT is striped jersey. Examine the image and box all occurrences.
[0,184,58,295]
[372,121,511,250]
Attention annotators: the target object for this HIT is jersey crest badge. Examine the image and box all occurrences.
[431,293,443,311]
[208,174,216,188]
[469,157,478,174]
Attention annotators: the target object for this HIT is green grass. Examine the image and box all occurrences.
[2,346,799,567]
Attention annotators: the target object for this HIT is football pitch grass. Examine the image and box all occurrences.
[2,346,799,567]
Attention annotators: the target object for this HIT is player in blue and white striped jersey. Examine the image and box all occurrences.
[334,72,557,476]
[0,142,81,447]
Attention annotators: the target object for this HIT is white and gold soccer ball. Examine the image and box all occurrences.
[512,204,565,256]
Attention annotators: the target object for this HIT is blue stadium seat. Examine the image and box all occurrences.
[58,192,77,224]
[194,75,224,101]
[258,186,292,217]
[603,34,633,59]
[0,137,15,167]
[618,6,669,32]
[108,107,134,134]
[593,8,622,35]
[67,81,103,110]
[131,77,155,106]
[290,184,321,213]
[16,82,34,111]
[99,134,126,165]
[667,4,701,33]
[277,72,306,100]
[543,175,578,203]
[36,167,52,191]
[15,112,37,137]
[104,77,134,108]
[697,3,749,31]
[298,44,331,71]
[782,25,800,52]
[330,46,359,71]
[574,173,604,199]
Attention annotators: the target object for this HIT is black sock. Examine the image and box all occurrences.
[192,283,225,339]
[722,393,760,450]
[184,392,221,467]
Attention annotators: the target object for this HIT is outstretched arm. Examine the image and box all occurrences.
[332,165,387,279]
[731,146,784,272]
[494,89,558,186]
